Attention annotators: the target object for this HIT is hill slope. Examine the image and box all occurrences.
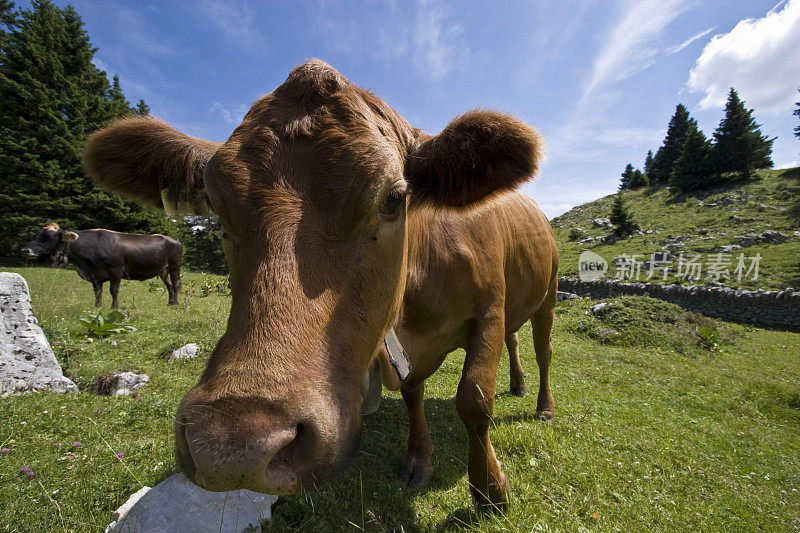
[551,167,800,291]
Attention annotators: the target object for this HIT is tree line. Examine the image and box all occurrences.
[619,88,777,193]
[0,1,226,274]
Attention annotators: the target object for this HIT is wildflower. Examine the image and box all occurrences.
[20,466,29,473]
[115,452,124,459]
[131,391,138,399]
[26,471,35,478]
[1,448,10,454]
[72,441,81,448]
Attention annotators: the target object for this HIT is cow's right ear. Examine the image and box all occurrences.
[62,231,79,242]
[83,117,222,215]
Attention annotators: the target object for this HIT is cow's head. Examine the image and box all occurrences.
[83,61,543,494]
[21,222,78,261]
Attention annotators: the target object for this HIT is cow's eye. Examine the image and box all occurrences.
[380,188,406,221]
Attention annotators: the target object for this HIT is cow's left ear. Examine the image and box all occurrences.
[62,231,79,242]
[406,110,544,207]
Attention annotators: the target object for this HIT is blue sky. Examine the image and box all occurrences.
[30,0,800,217]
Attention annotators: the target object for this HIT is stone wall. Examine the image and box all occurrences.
[558,277,800,330]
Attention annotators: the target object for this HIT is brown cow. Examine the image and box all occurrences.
[21,223,182,308]
[83,60,554,509]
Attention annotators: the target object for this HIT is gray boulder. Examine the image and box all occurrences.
[105,473,277,533]
[592,218,612,229]
[557,291,581,302]
[168,343,199,362]
[0,273,76,396]
[108,372,149,396]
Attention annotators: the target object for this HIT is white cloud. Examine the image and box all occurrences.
[688,0,800,115]
[198,0,266,53]
[665,27,713,54]
[411,0,465,81]
[211,102,250,126]
[584,0,690,98]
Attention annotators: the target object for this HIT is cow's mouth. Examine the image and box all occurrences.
[174,401,358,495]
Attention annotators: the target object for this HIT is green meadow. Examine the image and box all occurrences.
[0,265,798,532]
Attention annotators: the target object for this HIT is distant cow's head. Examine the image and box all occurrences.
[21,222,78,261]
[83,60,543,494]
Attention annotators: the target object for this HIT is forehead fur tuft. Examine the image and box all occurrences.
[43,222,60,232]
[275,59,346,104]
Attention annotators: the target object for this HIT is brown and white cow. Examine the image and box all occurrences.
[83,60,556,509]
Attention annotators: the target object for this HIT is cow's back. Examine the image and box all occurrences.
[68,230,180,281]
[400,192,558,362]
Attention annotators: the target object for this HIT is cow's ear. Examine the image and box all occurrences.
[83,117,221,214]
[406,110,544,207]
[62,231,79,242]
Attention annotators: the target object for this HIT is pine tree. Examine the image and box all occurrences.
[135,99,150,116]
[619,163,634,190]
[629,169,648,189]
[107,74,133,118]
[0,1,168,253]
[0,0,17,50]
[651,104,696,184]
[670,123,712,192]
[610,193,638,235]
[643,149,654,178]
[709,88,774,177]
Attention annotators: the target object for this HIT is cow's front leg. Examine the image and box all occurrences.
[92,280,103,307]
[109,277,121,309]
[399,381,434,487]
[457,313,509,510]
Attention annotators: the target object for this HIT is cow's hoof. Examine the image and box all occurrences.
[399,458,433,488]
[471,473,510,513]
[535,409,555,421]
[509,384,526,397]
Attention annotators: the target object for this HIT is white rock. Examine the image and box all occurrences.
[105,473,277,533]
[109,372,149,396]
[168,343,199,362]
[0,273,77,396]
[590,302,612,315]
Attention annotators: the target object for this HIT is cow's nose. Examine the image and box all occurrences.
[20,248,32,255]
[176,402,305,494]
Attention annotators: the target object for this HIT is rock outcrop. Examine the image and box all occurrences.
[0,273,76,395]
[105,473,277,533]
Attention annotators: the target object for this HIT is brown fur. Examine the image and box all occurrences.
[82,60,554,508]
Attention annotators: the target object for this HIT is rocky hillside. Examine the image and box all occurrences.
[550,167,800,291]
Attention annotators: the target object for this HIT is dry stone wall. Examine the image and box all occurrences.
[558,277,800,330]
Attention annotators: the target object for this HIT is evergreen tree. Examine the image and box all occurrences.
[0,0,17,50]
[177,214,227,274]
[709,87,774,177]
[629,169,648,189]
[135,98,150,116]
[0,1,168,253]
[643,149,654,178]
[650,104,696,184]
[107,74,133,118]
[670,123,712,192]
[619,163,634,190]
[610,193,638,234]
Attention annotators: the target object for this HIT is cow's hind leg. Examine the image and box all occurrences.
[458,310,509,510]
[506,331,525,397]
[532,277,557,420]
[160,270,176,306]
[399,381,434,488]
[92,280,103,307]
[169,268,181,305]
[109,276,121,310]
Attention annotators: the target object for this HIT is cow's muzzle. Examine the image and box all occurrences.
[20,248,38,259]
[175,397,314,495]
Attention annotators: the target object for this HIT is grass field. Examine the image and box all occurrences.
[552,167,800,291]
[1,265,799,532]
